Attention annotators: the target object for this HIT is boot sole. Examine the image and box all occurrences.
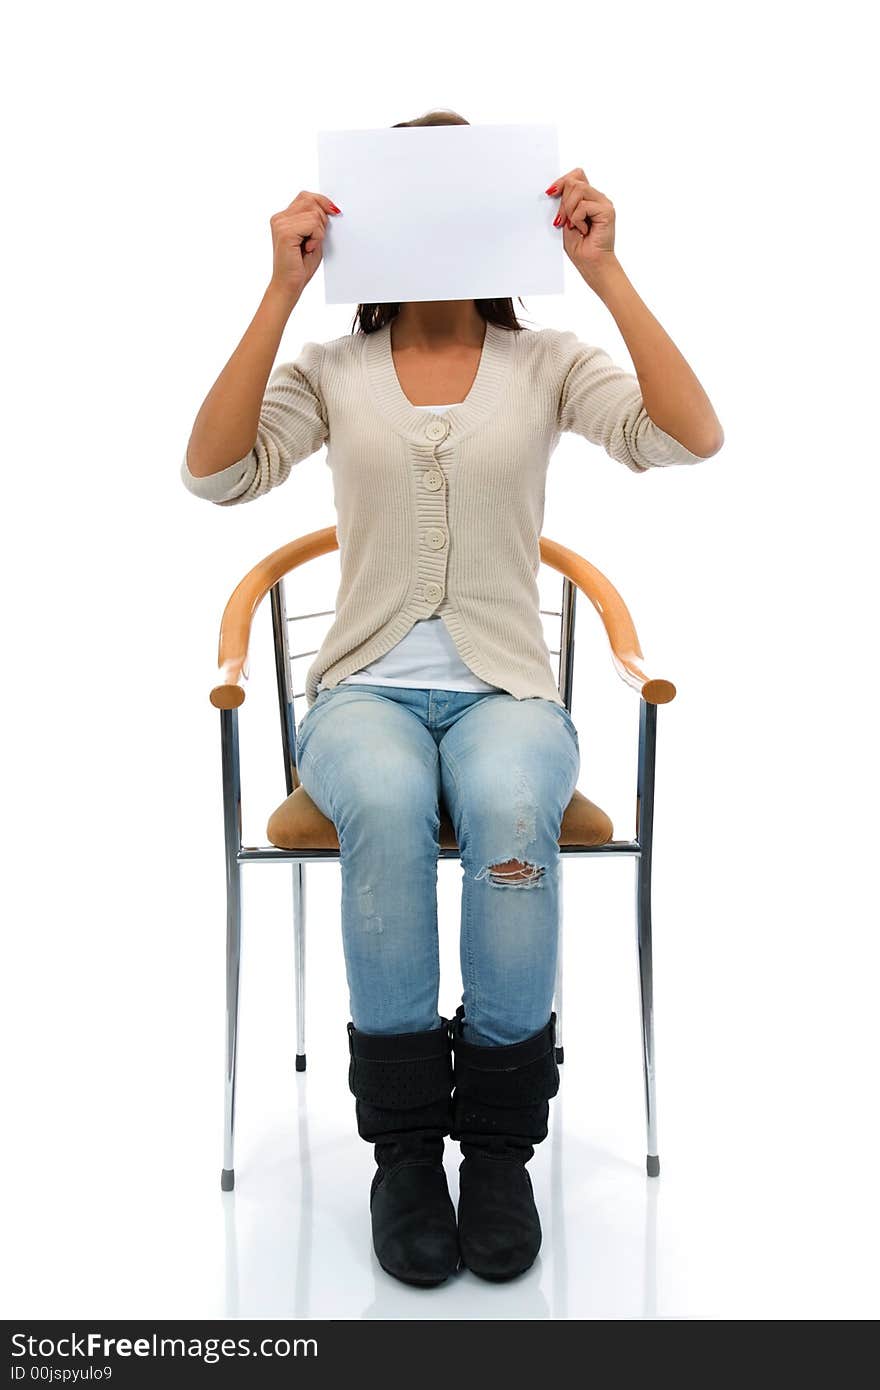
[460,1256,537,1282]
[377,1258,460,1287]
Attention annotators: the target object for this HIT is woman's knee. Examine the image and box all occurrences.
[476,856,547,887]
[457,777,566,885]
[442,702,578,863]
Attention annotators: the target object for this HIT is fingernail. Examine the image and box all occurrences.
[553,214,562,227]
[545,184,558,194]
[329,203,342,213]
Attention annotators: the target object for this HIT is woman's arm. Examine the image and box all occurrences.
[180,332,328,507]
[184,189,339,487]
[581,255,724,458]
[185,281,303,479]
[547,169,724,458]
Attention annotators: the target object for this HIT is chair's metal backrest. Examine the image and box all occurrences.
[268,562,578,799]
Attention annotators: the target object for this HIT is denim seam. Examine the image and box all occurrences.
[440,742,478,1025]
[547,701,580,756]
[296,744,336,825]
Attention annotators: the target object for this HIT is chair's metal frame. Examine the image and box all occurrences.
[210,528,673,1192]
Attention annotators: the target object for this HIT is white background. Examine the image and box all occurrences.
[3,0,878,1321]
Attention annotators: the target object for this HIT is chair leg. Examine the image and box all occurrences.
[293,861,307,1071]
[635,697,660,1178]
[636,854,659,1177]
[220,707,243,1193]
[554,858,564,1064]
[221,855,243,1191]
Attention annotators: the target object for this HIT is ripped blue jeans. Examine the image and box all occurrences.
[295,684,580,1046]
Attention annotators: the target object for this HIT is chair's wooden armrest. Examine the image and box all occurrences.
[209,526,339,707]
[208,527,674,708]
[540,538,676,704]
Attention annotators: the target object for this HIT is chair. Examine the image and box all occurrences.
[208,526,676,1192]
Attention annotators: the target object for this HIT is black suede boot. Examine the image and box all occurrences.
[347,1018,460,1287]
[449,1005,560,1281]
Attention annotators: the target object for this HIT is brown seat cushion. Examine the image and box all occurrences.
[267,785,613,851]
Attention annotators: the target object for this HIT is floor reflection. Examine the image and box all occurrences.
[222,1072,659,1319]
[644,1176,658,1320]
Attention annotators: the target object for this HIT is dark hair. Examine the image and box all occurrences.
[350,109,531,337]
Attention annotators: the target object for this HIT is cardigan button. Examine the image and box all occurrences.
[425,418,449,442]
[424,581,443,602]
[422,469,443,491]
[424,527,447,550]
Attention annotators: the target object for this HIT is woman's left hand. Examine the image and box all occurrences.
[545,168,616,278]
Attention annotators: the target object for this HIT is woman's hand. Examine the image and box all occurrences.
[269,190,341,298]
[545,169,616,280]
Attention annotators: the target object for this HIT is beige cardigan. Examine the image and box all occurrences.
[181,319,707,707]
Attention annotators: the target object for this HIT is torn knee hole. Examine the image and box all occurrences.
[476,858,545,887]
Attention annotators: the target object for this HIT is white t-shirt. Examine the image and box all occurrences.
[324,404,502,694]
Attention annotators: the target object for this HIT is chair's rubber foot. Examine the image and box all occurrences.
[647,1154,660,1178]
[555,1045,565,1064]
[295,1053,307,1072]
[221,1168,235,1191]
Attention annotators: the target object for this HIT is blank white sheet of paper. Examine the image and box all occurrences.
[316,124,563,305]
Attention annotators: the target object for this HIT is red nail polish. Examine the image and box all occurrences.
[545,184,558,195]
[329,203,342,213]
[553,214,562,227]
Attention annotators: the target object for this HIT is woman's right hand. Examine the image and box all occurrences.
[269,190,341,298]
